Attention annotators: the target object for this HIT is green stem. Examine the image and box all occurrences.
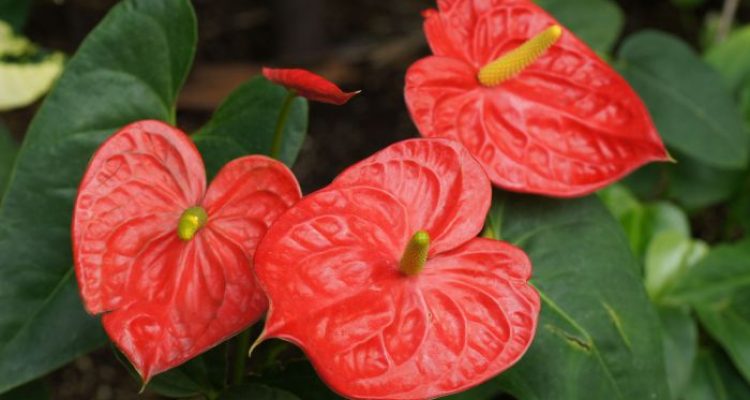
[269,91,297,161]
[232,329,252,385]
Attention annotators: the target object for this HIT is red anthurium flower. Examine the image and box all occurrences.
[72,120,301,381]
[254,138,540,399]
[405,0,669,197]
[263,67,360,105]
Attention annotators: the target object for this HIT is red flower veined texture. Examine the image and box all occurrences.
[254,138,540,399]
[404,0,669,197]
[263,67,360,105]
[72,120,301,381]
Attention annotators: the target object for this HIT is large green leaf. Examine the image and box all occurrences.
[535,0,623,53]
[617,30,749,169]
[645,230,708,303]
[0,379,48,400]
[0,121,16,195]
[685,348,750,400]
[0,0,196,392]
[193,77,308,177]
[456,194,669,399]
[658,307,697,399]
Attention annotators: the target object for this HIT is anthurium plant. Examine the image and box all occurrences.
[1,0,749,399]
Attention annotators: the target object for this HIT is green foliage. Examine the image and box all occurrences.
[658,307,698,399]
[465,194,669,400]
[618,30,749,170]
[219,384,301,400]
[193,77,308,177]
[685,348,750,400]
[535,0,623,53]
[0,121,16,195]
[0,0,31,32]
[0,0,197,392]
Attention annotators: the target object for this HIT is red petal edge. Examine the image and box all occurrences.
[73,121,302,381]
[254,139,538,399]
[405,0,669,197]
[263,67,360,105]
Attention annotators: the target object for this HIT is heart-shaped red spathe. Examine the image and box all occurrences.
[404,0,669,197]
[72,120,301,380]
[254,138,540,399]
[263,67,360,105]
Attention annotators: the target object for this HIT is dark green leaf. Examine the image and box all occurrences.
[193,78,308,177]
[248,357,342,400]
[0,0,196,392]
[219,384,301,400]
[0,0,31,32]
[685,348,750,400]
[0,121,16,195]
[658,307,697,399]
[461,194,669,400]
[617,30,749,169]
[535,0,623,53]
[697,292,750,384]
[0,379,48,400]
[668,151,743,210]
[665,239,750,306]
[144,345,227,398]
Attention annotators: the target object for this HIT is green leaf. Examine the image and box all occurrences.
[140,345,227,398]
[706,25,750,93]
[0,121,17,195]
[247,358,342,400]
[193,78,308,177]
[617,30,749,169]
[665,239,750,306]
[0,0,196,393]
[645,230,709,302]
[0,0,31,32]
[219,384,301,400]
[658,307,698,399]
[685,348,750,400]
[535,0,624,53]
[0,379,48,400]
[668,151,744,210]
[461,194,669,400]
[697,290,750,384]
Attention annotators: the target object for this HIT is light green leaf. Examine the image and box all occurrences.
[685,348,750,400]
[617,30,749,169]
[645,230,709,302]
[0,0,197,392]
[193,77,308,176]
[458,194,669,400]
[535,0,624,53]
[658,307,698,399]
[706,25,750,93]
[665,239,750,306]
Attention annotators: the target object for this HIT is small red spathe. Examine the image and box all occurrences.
[72,120,301,380]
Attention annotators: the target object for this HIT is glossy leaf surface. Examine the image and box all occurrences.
[535,0,623,53]
[255,139,539,399]
[0,0,196,392]
[193,77,309,173]
[219,384,301,400]
[617,30,749,169]
[405,0,667,197]
[262,68,359,105]
[453,195,670,400]
[658,307,697,399]
[73,121,301,380]
[697,290,750,384]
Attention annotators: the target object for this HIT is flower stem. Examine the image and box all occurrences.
[270,91,297,161]
[232,328,252,385]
